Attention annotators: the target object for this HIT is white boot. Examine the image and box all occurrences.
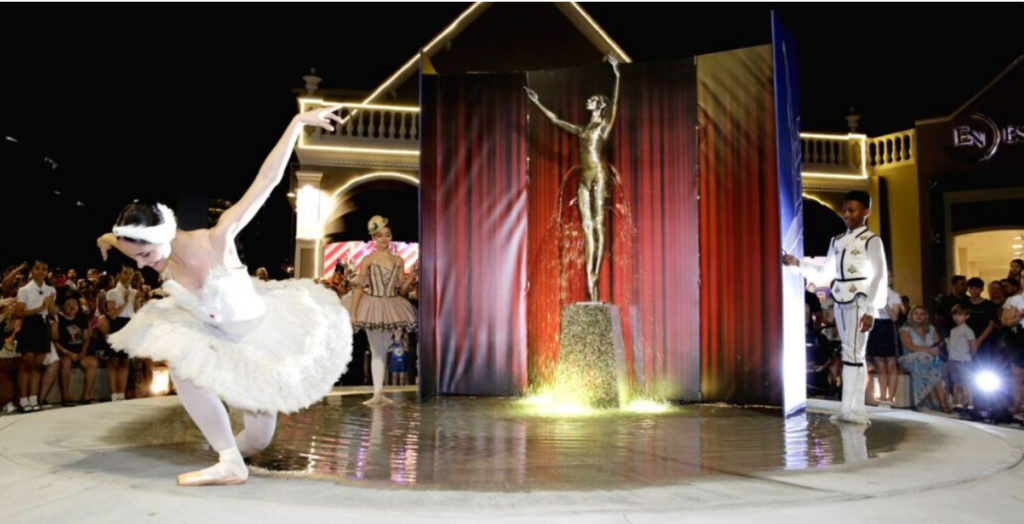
[831,365,857,423]
[849,365,871,425]
[835,365,871,425]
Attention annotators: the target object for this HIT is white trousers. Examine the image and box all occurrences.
[834,302,870,421]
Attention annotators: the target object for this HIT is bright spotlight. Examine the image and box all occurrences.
[976,371,1001,394]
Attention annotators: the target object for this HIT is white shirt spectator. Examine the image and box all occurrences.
[948,324,976,362]
[1006,294,1024,329]
[16,280,56,320]
[876,288,901,321]
[107,283,138,319]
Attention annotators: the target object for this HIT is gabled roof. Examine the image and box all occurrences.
[360,2,632,104]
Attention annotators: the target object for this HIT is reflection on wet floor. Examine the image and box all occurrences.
[135,392,908,491]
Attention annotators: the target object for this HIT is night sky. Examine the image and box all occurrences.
[1,3,1020,275]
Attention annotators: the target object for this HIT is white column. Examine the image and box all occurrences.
[294,171,324,279]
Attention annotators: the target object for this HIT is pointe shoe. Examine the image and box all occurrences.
[177,448,248,487]
[177,469,246,487]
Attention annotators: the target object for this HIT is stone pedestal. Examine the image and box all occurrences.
[557,303,630,409]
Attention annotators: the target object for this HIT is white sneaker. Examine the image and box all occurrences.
[877,401,892,409]
[1013,413,1024,423]
[2,402,16,414]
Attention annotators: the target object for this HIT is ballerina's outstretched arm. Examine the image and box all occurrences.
[95,106,343,262]
[210,105,343,248]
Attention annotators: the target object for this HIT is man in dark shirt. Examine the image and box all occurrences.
[936,275,969,336]
[965,277,998,361]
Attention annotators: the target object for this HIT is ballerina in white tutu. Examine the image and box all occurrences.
[96,105,353,486]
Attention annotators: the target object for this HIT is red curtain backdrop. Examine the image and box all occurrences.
[419,72,529,396]
[698,46,785,404]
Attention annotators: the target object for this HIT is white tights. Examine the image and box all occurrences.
[172,371,277,458]
[366,330,396,395]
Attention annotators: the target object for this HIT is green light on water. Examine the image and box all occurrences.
[516,391,674,418]
[622,399,672,414]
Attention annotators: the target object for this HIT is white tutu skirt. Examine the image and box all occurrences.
[108,279,352,414]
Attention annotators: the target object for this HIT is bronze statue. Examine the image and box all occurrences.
[525,54,621,303]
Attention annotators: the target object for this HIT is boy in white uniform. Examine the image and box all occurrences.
[784,191,888,424]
